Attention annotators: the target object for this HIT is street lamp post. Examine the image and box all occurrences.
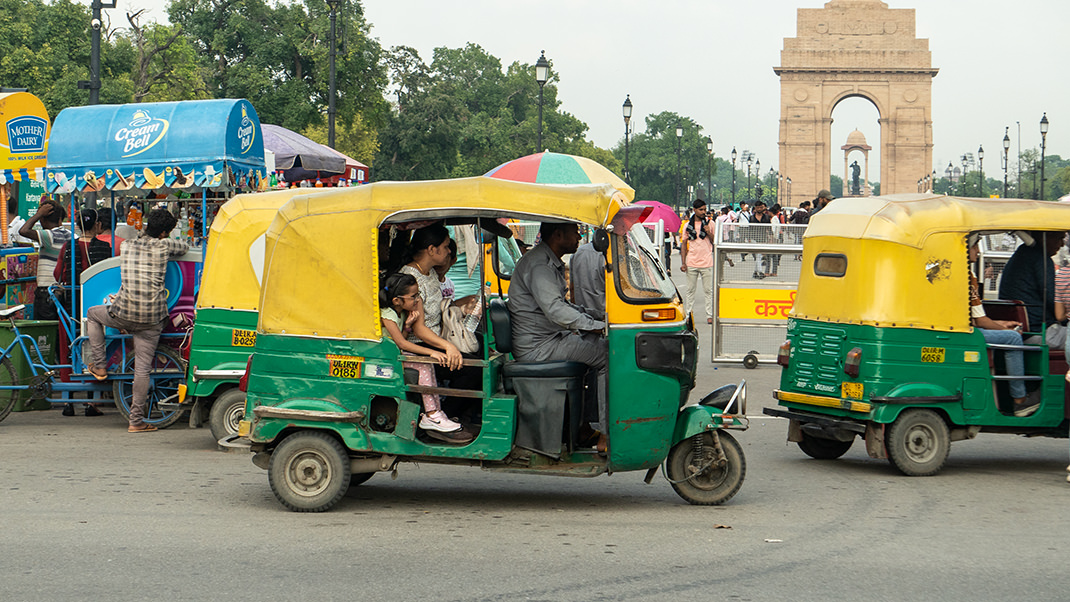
[675,123,683,211]
[731,147,737,204]
[622,95,632,183]
[978,145,984,197]
[786,177,791,205]
[769,168,776,203]
[946,162,953,195]
[962,155,968,196]
[1002,127,1011,198]
[77,0,116,104]
[326,0,339,148]
[746,155,753,202]
[706,137,714,203]
[535,51,549,152]
[754,159,760,202]
[1040,113,1049,201]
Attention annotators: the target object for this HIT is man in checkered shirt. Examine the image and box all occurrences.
[85,209,189,433]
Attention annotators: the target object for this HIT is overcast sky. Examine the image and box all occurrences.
[126,0,1069,182]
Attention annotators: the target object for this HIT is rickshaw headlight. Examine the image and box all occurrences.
[844,347,863,377]
[777,340,791,367]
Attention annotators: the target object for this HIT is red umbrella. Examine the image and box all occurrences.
[634,200,681,232]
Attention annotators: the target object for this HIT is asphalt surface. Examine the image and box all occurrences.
[0,253,1068,601]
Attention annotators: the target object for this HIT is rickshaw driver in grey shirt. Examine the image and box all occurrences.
[508,222,608,433]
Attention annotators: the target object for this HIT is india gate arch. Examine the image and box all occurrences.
[775,0,937,206]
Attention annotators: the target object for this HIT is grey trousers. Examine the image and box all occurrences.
[517,331,608,432]
[86,305,165,426]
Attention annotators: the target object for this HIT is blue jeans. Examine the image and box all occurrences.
[981,328,1026,399]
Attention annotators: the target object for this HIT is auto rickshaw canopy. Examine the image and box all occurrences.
[795,194,1070,333]
[197,187,331,312]
[258,176,629,340]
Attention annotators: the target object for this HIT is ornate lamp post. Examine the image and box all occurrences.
[1002,127,1011,198]
[745,154,753,202]
[535,51,549,152]
[945,162,953,195]
[768,168,776,203]
[754,159,760,202]
[786,177,791,204]
[706,137,714,203]
[977,145,984,197]
[962,155,968,196]
[731,147,737,204]
[675,123,683,211]
[1040,113,1049,200]
[622,95,632,183]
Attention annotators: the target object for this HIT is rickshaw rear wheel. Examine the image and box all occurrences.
[0,357,18,424]
[112,345,186,429]
[667,431,746,505]
[797,432,854,460]
[885,409,950,476]
[208,388,246,442]
[269,431,351,512]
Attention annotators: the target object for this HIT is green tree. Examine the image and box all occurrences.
[169,0,387,134]
[122,9,209,102]
[613,111,717,209]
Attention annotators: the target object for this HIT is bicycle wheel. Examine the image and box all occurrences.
[0,357,19,423]
[112,345,186,429]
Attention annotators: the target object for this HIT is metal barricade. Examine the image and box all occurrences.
[711,221,805,366]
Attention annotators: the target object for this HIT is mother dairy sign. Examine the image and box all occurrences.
[0,92,50,172]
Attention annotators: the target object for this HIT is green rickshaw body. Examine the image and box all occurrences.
[231,177,749,510]
[768,195,1070,476]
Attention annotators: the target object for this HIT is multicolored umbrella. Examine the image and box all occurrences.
[485,151,634,201]
[634,200,682,232]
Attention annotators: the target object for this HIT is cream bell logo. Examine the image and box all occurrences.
[236,104,256,155]
[115,109,169,157]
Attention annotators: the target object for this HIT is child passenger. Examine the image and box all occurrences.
[379,272,473,443]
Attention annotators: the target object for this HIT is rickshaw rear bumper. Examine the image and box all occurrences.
[218,433,252,451]
[763,407,866,441]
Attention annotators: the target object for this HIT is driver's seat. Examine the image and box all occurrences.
[488,298,587,456]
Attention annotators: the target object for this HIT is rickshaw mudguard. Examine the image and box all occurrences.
[671,405,743,447]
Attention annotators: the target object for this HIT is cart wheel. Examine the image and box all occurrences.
[885,409,950,476]
[742,353,759,370]
[797,431,854,460]
[112,345,186,429]
[269,431,351,512]
[0,357,19,424]
[667,431,746,506]
[208,388,246,443]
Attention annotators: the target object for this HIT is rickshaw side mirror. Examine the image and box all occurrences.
[592,229,610,253]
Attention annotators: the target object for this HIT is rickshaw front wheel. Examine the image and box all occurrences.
[885,409,950,477]
[269,431,352,512]
[667,431,746,505]
[0,357,18,424]
[797,432,854,460]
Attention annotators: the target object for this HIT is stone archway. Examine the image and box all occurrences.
[775,0,938,206]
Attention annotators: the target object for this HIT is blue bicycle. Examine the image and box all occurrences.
[0,284,187,427]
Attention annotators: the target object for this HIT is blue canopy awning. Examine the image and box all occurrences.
[45,99,266,194]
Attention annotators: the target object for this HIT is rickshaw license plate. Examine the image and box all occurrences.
[842,382,863,400]
[327,354,364,379]
[231,329,257,347]
[921,347,945,363]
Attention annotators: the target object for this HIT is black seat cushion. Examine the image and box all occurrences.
[503,361,589,379]
[488,298,512,353]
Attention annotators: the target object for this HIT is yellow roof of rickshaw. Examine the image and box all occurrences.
[796,194,1070,333]
[805,194,1070,248]
[197,188,335,311]
[258,176,630,340]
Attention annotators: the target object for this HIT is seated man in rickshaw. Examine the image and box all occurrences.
[998,230,1066,351]
[508,222,608,434]
[969,236,1036,417]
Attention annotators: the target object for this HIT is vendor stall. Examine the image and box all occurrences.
[46,99,266,244]
[262,123,345,186]
[0,91,50,312]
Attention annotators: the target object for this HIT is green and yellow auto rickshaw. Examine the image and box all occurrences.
[222,177,749,511]
[767,195,1070,476]
[178,188,320,440]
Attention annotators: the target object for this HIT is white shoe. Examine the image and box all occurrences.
[419,410,462,433]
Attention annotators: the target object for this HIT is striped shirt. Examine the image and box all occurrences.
[108,236,189,325]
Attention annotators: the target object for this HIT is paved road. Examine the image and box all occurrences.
[1,254,1068,601]
[2,359,1068,601]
